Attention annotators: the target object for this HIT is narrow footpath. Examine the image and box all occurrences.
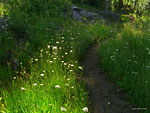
[81,42,137,113]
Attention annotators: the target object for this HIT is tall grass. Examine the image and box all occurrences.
[99,20,150,112]
[0,18,97,112]
[0,0,98,112]
[0,38,89,112]
[0,0,72,82]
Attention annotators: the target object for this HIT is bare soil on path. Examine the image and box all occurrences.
[81,42,137,113]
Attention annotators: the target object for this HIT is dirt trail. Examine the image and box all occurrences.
[81,42,136,113]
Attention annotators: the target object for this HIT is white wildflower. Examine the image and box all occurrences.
[40,73,44,77]
[79,66,83,70]
[82,107,88,112]
[49,61,53,64]
[107,102,111,105]
[21,87,26,91]
[70,64,74,67]
[70,70,73,72]
[67,78,70,81]
[55,85,61,88]
[53,57,57,60]
[64,63,67,66]
[40,84,43,86]
[47,45,50,48]
[60,107,66,112]
[53,46,57,50]
[33,83,37,86]
[43,70,45,73]
[35,59,38,61]
[52,70,54,73]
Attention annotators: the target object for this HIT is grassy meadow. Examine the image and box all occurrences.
[99,17,150,112]
[1,0,150,113]
[0,0,98,112]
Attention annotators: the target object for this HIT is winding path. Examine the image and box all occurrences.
[81,42,136,113]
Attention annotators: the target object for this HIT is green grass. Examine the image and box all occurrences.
[0,24,94,113]
[0,0,98,112]
[99,20,150,112]
[3,0,150,112]
[0,42,89,112]
[0,20,96,112]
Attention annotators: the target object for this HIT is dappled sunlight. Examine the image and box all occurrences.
[1,0,150,112]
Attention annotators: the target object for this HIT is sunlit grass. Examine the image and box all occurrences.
[0,19,97,111]
[99,21,150,112]
[0,0,99,112]
[3,0,150,112]
[1,41,89,112]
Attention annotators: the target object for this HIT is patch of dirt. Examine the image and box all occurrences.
[81,42,137,113]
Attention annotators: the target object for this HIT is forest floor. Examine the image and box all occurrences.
[81,42,137,113]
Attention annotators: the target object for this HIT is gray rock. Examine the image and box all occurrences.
[103,10,122,22]
[80,10,100,19]
[71,6,102,21]
[72,6,83,12]
[72,11,82,21]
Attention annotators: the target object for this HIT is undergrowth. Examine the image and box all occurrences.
[2,0,150,112]
[0,0,97,112]
[99,17,150,113]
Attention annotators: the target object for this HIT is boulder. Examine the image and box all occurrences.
[80,10,100,19]
[71,6,102,21]
[103,10,122,22]
[72,6,83,12]
[72,11,82,21]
